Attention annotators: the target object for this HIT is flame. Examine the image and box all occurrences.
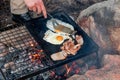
[30,53,41,61]
[65,64,72,75]
[30,43,34,47]
[51,71,55,76]
[29,41,38,47]
[37,49,43,53]
[29,49,44,62]
[75,68,80,74]
[64,62,81,77]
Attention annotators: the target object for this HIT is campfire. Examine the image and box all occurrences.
[1,0,120,80]
[0,11,99,80]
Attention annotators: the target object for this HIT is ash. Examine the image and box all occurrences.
[0,44,53,80]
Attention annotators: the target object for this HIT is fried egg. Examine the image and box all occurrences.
[43,30,70,45]
[50,35,64,44]
[46,19,74,34]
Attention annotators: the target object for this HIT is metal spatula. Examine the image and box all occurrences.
[47,13,76,34]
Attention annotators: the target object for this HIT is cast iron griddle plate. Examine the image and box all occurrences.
[30,11,99,62]
[17,11,99,80]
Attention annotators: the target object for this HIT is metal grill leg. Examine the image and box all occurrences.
[0,68,6,80]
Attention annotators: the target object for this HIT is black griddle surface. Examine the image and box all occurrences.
[26,11,99,62]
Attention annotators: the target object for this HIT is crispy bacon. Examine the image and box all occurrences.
[61,35,83,55]
[51,35,84,61]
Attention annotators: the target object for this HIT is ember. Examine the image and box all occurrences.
[30,43,34,47]
[29,48,44,61]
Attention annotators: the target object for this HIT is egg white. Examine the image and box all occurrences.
[46,19,74,34]
[43,30,71,45]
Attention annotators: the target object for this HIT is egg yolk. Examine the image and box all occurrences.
[56,36,63,41]
[55,29,61,33]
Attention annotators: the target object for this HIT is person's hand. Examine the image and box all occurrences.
[24,0,47,18]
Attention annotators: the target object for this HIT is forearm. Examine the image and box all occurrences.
[10,0,47,18]
[10,0,28,14]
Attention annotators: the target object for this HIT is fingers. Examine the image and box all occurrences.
[36,5,41,14]
[39,0,47,18]
[32,6,37,12]
[24,0,47,18]
[27,3,35,11]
